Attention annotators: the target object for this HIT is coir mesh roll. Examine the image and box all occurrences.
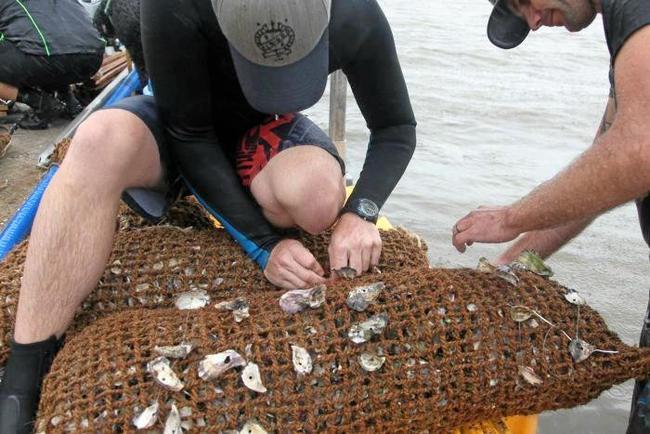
[49,138,71,166]
[36,268,650,433]
[0,225,428,366]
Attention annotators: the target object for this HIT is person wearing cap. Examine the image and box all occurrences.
[451,1,650,432]
[0,0,415,431]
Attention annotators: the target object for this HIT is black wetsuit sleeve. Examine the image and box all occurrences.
[333,0,417,211]
[141,0,280,268]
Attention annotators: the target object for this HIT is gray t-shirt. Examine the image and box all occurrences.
[600,0,650,245]
[0,0,104,56]
[601,5,650,431]
[602,0,650,94]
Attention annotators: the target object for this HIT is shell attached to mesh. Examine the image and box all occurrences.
[198,350,246,381]
[279,285,326,314]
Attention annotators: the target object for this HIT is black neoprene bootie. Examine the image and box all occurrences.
[0,336,63,434]
[58,86,84,119]
[16,89,65,129]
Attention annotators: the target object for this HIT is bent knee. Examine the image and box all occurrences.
[62,109,161,187]
[287,175,345,234]
[251,146,345,233]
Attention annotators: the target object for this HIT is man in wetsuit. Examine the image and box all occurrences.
[0,0,104,128]
[451,1,650,432]
[0,0,416,431]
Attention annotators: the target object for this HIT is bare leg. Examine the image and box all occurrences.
[0,82,18,101]
[250,146,345,234]
[13,109,162,343]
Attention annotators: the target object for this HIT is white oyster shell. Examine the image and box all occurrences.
[163,404,182,434]
[146,357,184,392]
[359,352,386,372]
[198,350,246,380]
[132,402,158,429]
[241,362,267,393]
[291,345,313,375]
[175,290,210,310]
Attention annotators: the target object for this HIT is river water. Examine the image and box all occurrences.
[305,1,648,433]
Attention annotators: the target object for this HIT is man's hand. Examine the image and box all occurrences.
[452,206,521,253]
[329,213,382,276]
[264,239,325,289]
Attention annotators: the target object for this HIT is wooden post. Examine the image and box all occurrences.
[329,70,348,162]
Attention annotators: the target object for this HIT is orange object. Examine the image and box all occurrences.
[505,415,539,434]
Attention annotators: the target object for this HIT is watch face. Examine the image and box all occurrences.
[358,199,379,219]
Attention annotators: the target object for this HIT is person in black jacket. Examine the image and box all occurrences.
[0,0,416,432]
[0,0,104,128]
[452,1,650,432]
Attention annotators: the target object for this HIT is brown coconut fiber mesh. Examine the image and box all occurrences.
[0,225,428,366]
[49,137,71,166]
[36,268,650,433]
[116,199,214,231]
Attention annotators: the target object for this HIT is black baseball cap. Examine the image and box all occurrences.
[212,0,331,115]
[487,0,530,49]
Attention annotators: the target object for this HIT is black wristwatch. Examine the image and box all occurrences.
[341,198,379,224]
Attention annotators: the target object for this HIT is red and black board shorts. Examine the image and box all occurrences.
[105,96,345,220]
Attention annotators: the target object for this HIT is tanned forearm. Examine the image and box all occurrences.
[505,28,650,234]
[495,95,615,265]
[495,217,594,265]
[506,126,650,231]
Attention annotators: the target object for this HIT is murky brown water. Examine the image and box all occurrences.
[306,1,648,432]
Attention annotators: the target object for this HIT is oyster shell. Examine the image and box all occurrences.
[496,265,519,285]
[242,362,267,393]
[132,402,158,429]
[240,420,268,434]
[175,290,210,310]
[569,339,618,363]
[515,250,553,277]
[279,285,326,314]
[564,289,586,306]
[477,259,519,284]
[163,404,182,434]
[198,350,246,380]
[518,366,543,385]
[569,339,595,363]
[334,267,357,280]
[291,345,313,375]
[348,313,389,344]
[215,298,250,323]
[359,352,386,372]
[346,282,385,312]
[510,306,533,323]
[154,343,194,359]
[146,357,184,392]
[477,257,495,272]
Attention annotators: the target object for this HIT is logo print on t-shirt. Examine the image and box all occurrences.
[255,20,295,62]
